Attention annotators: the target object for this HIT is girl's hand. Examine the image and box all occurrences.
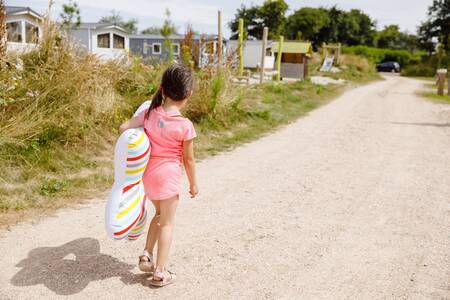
[189,184,198,198]
[119,115,144,134]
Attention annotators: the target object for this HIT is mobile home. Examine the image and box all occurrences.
[5,6,43,52]
[227,40,275,69]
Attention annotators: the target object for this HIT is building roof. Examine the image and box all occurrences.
[6,6,43,20]
[130,33,185,40]
[129,33,220,41]
[75,23,130,33]
[272,41,313,55]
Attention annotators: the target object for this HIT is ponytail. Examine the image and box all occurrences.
[145,86,164,119]
[145,64,193,119]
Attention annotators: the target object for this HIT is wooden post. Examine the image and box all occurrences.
[448,73,450,96]
[238,18,244,77]
[437,69,447,96]
[336,43,341,64]
[260,27,268,84]
[275,36,284,81]
[0,0,6,57]
[217,10,222,70]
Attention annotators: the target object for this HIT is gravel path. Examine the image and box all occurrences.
[1,74,449,299]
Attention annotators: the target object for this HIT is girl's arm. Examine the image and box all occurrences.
[119,116,143,134]
[183,139,198,198]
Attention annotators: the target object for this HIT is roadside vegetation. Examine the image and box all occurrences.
[0,19,378,226]
[420,92,450,104]
[342,46,423,68]
[418,79,450,104]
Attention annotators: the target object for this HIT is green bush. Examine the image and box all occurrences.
[401,51,450,77]
[40,178,68,196]
[401,64,436,77]
[342,46,422,67]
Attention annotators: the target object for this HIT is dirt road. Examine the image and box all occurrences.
[1,75,449,299]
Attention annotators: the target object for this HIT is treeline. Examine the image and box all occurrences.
[228,0,438,53]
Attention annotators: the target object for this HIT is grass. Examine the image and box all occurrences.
[194,80,346,158]
[0,20,379,227]
[419,91,450,104]
[409,76,435,82]
[417,79,450,104]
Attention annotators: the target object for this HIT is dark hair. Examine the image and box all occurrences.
[145,63,194,119]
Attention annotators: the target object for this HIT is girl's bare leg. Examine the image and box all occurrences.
[144,200,161,255]
[155,196,179,272]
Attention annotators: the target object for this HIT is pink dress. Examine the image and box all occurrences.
[137,106,196,200]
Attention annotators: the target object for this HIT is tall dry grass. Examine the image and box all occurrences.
[0,16,236,213]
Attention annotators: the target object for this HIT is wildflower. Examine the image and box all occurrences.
[27,90,36,97]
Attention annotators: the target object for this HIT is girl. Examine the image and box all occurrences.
[119,64,198,287]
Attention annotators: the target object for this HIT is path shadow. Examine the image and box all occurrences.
[11,237,151,295]
[390,122,450,128]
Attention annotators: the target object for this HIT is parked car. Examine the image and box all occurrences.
[376,61,400,73]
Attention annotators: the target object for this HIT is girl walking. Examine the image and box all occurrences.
[119,64,198,286]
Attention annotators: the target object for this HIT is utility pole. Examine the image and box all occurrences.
[260,27,268,84]
[238,18,244,77]
[276,36,284,81]
[437,69,447,96]
[448,73,450,96]
[217,10,222,70]
[0,0,6,57]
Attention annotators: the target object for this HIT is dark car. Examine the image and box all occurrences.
[376,61,400,73]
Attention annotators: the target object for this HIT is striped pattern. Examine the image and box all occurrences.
[107,128,151,241]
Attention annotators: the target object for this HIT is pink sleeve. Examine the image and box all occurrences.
[136,109,148,126]
[183,120,197,141]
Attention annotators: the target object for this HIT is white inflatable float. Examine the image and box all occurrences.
[105,101,151,240]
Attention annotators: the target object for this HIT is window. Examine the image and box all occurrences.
[172,43,180,55]
[113,34,124,49]
[97,33,110,48]
[152,43,161,55]
[7,21,22,43]
[25,22,39,44]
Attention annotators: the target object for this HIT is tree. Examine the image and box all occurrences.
[141,26,161,34]
[229,5,259,40]
[60,0,81,29]
[229,0,288,40]
[181,23,196,67]
[418,21,436,54]
[418,0,450,51]
[0,0,6,57]
[376,25,401,48]
[160,9,176,62]
[376,25,419,51]
[286,7,329,44]
[337,9,376,46]
[317,6,342,43]
[99,11,138,34]
[258,0,288,39]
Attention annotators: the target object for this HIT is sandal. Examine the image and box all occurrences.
[150,270,176,287]
[138,250,155,273]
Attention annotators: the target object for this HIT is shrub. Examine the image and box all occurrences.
[342,45,422,67]
[401,51,450,77]
[401,64,436,77]
[40,178,68,196]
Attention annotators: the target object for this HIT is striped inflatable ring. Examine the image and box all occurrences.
[105,101,151,240]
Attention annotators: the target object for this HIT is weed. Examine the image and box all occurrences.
[40,178,68,196]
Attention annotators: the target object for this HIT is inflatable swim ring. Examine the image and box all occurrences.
[105,101,151,240]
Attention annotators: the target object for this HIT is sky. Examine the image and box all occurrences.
[6,0,432,37]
